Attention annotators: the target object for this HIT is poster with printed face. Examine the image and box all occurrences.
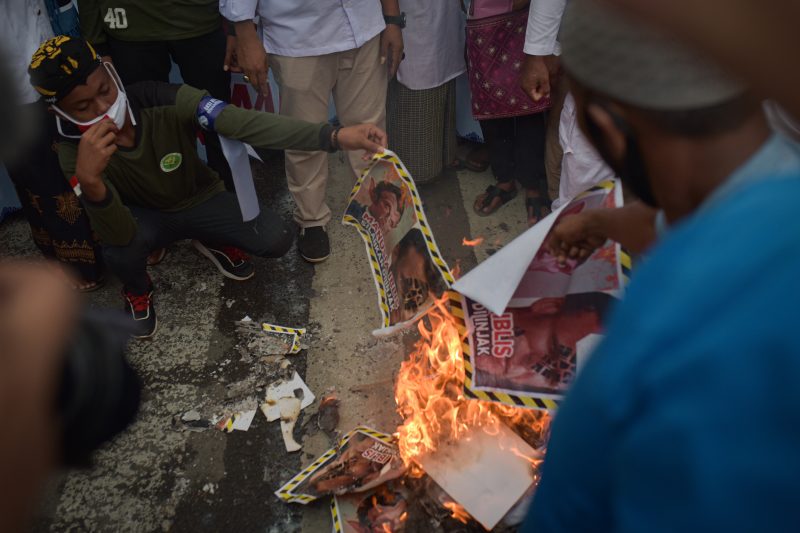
[331,481,409,533]
[275,427,406,504]
[454,181,629,410]
[509,185,622,307]
[463,292,615,400]
[343,150,454,334]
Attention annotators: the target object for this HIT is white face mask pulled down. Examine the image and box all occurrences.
[52,62,136,139]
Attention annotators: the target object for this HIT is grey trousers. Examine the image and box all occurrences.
[103,191,294,292]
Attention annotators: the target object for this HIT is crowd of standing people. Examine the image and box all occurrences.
[3,0,605,339]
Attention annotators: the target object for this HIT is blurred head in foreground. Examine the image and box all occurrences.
[560,0,769,218]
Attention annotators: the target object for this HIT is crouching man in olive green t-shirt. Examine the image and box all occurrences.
[29,36,387,338]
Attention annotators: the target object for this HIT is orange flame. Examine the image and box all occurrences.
[443,502,471,524]
[462,236,484,247]
[394,296,550,473]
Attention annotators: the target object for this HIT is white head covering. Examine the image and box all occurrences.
[560,0,745,111]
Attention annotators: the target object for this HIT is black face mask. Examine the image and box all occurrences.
[582,105,660,207]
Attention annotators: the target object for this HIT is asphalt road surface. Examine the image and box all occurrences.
[1,149,530,532]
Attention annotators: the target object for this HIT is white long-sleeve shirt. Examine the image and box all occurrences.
[219,0,385,57]
[396,0,465,90]
[1,0,54,104]
[523,0,567,56]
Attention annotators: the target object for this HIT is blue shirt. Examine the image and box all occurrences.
[525,135,800,532]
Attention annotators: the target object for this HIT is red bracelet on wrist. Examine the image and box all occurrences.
[69,175,82,197]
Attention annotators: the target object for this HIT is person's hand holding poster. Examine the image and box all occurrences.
[453,181,629,410]
[509,185,622,306]
[343,150,454,334]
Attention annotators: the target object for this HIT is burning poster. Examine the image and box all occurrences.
[451,180,630,409]
[331,481,409,533]
[343,150,454,335]
[275,427,406,504]
[457,291,614,409]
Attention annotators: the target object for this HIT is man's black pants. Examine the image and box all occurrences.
[107,28,234,189]
[104,192,294,293]
[479,113,548,193]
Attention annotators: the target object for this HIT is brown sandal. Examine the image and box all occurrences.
[474,184,518,216]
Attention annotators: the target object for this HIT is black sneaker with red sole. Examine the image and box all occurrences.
[123,286,157,339]
[192,240,255,281]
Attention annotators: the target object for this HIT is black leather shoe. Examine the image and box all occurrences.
[298,226,330,263]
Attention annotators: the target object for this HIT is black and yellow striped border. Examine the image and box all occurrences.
[454,179,630,411]
[578,179,615,197]
[262,322,306,354]
[274,426,395,504]
[343,213,392,323]
[450,291,562,412]
[342,150,455,328]
[331,497,342,533]
[620,248,632,284]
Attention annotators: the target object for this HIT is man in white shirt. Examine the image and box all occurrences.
[220,0,403,262]
[520,0,615,209]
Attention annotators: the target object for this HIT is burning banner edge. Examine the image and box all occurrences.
[274,426,397,505]
[446,291,560,413]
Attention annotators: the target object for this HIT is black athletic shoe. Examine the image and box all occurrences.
[192,240,255,281]
[123,286,157,339]
[298,226,330,263]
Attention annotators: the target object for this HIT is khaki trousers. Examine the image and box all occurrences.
[271,35,387,228]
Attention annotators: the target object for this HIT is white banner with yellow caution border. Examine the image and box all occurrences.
[261,322,306,354]
[275,427,404,504]
[451,180,632,411]
[343,150,454,336]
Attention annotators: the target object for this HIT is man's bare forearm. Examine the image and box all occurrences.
[593,201,657,254]
[234,19,258,37]
[380,0,400,16]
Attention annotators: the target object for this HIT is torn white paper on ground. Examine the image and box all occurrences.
[418,423,540,531]
[230,409,257,431]
[278,397,302,452]
[262,371,315,422]
[216,408,257,432]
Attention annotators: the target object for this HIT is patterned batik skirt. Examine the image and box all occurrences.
[387,77,458,183]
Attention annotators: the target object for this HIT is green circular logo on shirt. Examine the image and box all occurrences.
[160,152,182,173]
